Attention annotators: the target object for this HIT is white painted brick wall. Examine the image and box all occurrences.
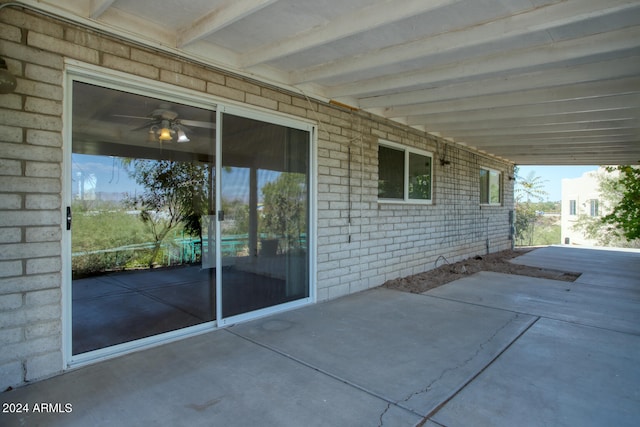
[0,260,22,277]
[0,8,67,391]
[0,229,21,244]
[0,6,514,391]
[26,226,61,243]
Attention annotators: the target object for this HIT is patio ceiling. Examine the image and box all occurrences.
[19,0,640,165]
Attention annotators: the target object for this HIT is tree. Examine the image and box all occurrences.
[515,170,548,203]
[514,169,548,246]
[572,166,640,248]
[124,159,210,267]
[601,166,640,241]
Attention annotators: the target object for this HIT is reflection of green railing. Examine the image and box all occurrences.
[72,233,307,271]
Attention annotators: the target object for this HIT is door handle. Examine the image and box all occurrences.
[218,210,224,221]
[66,206,72,230]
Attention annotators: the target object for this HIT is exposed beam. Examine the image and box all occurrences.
[295,0,640,85]
[240,0,464,67]
[426,117,639,135]
[327,25,640,98]
[359,56,640,109]
[442,121,639,139]
[496,154,638,164]
[89,0,115,19]
[408,108,640,129]
[479,152,640,166]
[502,146,640,153]
[177,0,278,48]
[480,144,639,154]
[405,95,640,126]
[473,134,638,147]
[452,129,638,144]
[514,158,637,165]
[385,76,640,118]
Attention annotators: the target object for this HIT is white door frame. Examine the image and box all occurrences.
[62,60,316,368]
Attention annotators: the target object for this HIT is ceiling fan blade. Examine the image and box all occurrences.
[130,122,157,132]
[180,119,216,129]
[113,114,152,120]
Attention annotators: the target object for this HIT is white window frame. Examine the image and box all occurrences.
[569,199,577,216]
[480,167,502,206]
[589,199,599,217]
[377,140,433,204]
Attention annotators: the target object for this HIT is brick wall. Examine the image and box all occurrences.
[0,6,514,390]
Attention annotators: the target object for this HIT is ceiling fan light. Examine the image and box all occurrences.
[176,128,190,143]
[158,127,172,141]
[148,126,158,142]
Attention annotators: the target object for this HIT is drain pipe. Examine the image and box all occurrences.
[347,146,352,243]
[485,217,490,254]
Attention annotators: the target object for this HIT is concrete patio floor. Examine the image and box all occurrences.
[2,246,639,426]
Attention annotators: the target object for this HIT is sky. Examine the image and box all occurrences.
[517,165,599,202]
[71,154,281,202]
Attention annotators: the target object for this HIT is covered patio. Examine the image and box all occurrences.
[3,245,639,426]
[1,2,639,424]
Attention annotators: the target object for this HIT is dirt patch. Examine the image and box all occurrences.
[383,248,581,294]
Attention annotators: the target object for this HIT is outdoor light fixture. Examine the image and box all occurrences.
[0,57,17,94]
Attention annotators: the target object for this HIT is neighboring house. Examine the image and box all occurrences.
[561,168,609,246]
[0,7,514,390]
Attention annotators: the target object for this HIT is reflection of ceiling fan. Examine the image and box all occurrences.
[114,103,215,143]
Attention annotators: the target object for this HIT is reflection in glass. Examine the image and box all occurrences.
[221,114,309,318]
[69,81,311,354]
[408,152,431,200]
[378,145,405,199]
[71,81,216,354]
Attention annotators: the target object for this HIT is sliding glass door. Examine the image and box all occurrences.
[220,113,310,318]
[68,75,312,358]
[70,81,217,355]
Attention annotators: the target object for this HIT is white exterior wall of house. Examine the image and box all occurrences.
[0,7,514,390]
[561,169,604,246]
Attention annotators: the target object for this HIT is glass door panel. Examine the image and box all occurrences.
[70,81,217,355]
[220,113,310,318]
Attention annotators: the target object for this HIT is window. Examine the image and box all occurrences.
[590,199,599,217]
[378,141,432,203]
[569,200,577,215]
[480,168,502,205]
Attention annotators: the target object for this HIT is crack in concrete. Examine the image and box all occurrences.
[377,402,392,426]
[378,313,531,426]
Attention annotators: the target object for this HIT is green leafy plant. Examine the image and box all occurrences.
[571,166,640,247]
[514,169,549,246]
[601,165,640,241]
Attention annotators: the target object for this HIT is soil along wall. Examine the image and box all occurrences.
[0,5,514,390]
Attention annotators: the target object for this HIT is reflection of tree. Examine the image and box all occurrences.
[409,174,431,199]
[124,159,210,267]
[261,172,306,252]
[222,198,249,234]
